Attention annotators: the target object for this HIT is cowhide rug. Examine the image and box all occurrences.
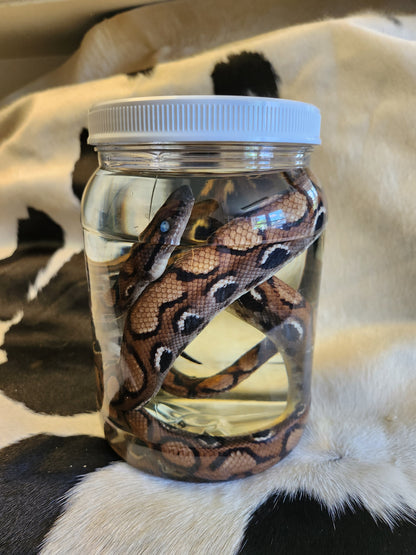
[0,2,415,553]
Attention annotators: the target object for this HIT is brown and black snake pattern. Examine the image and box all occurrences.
[108,169,326,481]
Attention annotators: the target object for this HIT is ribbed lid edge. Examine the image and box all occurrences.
[88,95,321,145]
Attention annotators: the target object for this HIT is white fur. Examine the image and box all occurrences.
[27,245,81,301]
[39,323,416,553]
[0,311,23,364]
[0,391,102,449]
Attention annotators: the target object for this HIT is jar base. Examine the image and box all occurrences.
[102,395,305,483]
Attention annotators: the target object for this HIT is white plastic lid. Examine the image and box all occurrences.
[88,95,321,145]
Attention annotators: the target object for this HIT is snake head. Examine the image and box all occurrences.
[116,185,195,312]
[139,185,195,246]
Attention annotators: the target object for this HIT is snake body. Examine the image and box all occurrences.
[107,169,326,481]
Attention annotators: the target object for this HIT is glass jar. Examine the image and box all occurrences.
[82,96,327,482]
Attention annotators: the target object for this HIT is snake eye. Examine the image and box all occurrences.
[124,284,134,298]
[160,220,170,233]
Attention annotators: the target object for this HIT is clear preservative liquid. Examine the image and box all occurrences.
[83,169,323,437]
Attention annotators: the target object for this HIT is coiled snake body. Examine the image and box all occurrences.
[107,169,326,481]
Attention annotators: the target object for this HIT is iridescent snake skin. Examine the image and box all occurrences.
[108,169,326,481]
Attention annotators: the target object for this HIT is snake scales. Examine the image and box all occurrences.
[103,168,326,481]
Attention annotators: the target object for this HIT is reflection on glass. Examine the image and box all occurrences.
[251,209,287,231]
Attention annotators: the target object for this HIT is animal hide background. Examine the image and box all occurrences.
[0,1,415,553]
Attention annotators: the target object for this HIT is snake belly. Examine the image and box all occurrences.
[109,169,326,481]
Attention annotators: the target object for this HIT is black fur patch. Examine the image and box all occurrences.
[0,252,96,415]
[238,494,416,555]
[0,207,64,320]
[211,51,280,98]
[19,207,63,244]
[72,128,98,201]
[0,434,119,554]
